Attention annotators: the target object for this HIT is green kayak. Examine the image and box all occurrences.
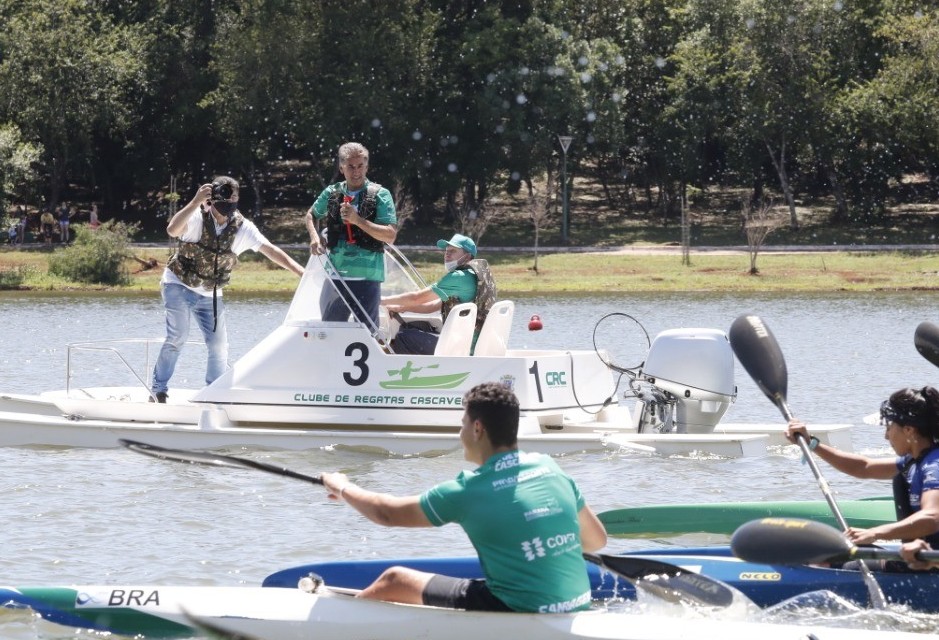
[599,497,894,538]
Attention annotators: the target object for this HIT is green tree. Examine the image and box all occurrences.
[0,0,148,207]
[839,10,939,215]
[0,123,42,211]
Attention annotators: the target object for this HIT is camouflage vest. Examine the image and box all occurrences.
[440,258,497,334]
[167,210,244,289]
[324,183,384,253]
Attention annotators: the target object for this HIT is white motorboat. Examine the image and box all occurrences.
[0,248,852,457]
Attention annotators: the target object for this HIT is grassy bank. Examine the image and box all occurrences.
[2,245,938,295]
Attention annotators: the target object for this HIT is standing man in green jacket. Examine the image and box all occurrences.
[305,142,397,331]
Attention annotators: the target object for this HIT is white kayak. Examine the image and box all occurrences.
[0,248,854,458]
[0,584,927,640]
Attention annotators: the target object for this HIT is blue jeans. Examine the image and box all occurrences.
[151,282,228,394]
[320,279,380,330]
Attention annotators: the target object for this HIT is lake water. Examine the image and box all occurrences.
[1,289,938,637]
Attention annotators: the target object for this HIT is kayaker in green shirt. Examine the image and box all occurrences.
[320,382,608,612]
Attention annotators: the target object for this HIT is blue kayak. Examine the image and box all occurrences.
[263,547,939,612]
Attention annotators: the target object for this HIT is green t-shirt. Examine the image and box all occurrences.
[431,268,477,303]
[312,180,396,281]
[419,450,591,613]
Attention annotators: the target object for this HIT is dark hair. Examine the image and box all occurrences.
[882,386,939,441]
[211,176,239,201]
[464,382,519,447]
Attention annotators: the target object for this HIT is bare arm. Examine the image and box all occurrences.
[304,207,326,256]
[850,489,939,545]
[578,505,608,553]
[321,473,431,528]
[258,242,305,277]
[381,287,442,313]
[167,184,212,238]
[787,420,895,480]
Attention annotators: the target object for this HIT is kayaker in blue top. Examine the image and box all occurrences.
[787,386,939,571]
[320,382,608,612]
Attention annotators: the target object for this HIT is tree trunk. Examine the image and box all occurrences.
[826,165,849,223]
[765,138,798,228]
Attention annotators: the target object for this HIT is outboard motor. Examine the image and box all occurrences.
[632,328,736,434]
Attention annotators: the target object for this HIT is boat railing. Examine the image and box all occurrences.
[284,247,431,349]
[64,337,201,399]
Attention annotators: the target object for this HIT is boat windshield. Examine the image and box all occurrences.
[284,246,428,337]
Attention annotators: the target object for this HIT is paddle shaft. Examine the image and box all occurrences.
[790,417,888,608]
[120,439,323,486]
[728,314,888,609]
[854,547,939,563]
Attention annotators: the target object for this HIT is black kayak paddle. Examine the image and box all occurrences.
[728,314,888,609]
[122,439,749,610]
[732,517,939,566]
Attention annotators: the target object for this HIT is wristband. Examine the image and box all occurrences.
[808,436,820,450]
[339,485,350,501]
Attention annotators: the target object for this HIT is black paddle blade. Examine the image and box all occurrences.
[914,322,939,369]
[585,553,741,608]
[122,439,248,468]
[731,517,854,565]
[119,439,323,486]
[728,314,791,420]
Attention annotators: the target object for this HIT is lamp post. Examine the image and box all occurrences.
[558,135,573,244]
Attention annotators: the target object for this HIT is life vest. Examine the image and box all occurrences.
[893,445,939,546]
[167,210,244,290]
[324,183,385,253]
[440,258,497,334]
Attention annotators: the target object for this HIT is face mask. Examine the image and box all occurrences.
[213,201,237,217]
[444,260,460,272]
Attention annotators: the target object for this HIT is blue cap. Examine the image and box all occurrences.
[436,233,477,257]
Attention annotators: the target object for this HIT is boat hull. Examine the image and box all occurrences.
[598,497,896,537]
[0,584,926,640]
[0,394,852,458]
[263,546,939,613]
[0,254,856,458]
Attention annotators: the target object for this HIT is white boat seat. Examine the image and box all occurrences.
[473,300,515,356]
[434,302,477,357]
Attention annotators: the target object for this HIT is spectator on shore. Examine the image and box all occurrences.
[15,206,26,245]
[40,209,55,246]
[58,203,73,243]
[88,203,100,230]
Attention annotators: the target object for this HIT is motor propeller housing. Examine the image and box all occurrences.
[634,328,737,434]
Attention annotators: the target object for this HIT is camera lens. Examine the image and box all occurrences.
[211,182,233,201]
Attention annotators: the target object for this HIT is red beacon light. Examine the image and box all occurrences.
[528,314,543,331]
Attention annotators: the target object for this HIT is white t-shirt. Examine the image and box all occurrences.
[161,209,267,296]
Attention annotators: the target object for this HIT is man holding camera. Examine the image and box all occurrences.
[149,176,304,403]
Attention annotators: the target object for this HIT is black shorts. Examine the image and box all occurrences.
[422,575,512,612]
